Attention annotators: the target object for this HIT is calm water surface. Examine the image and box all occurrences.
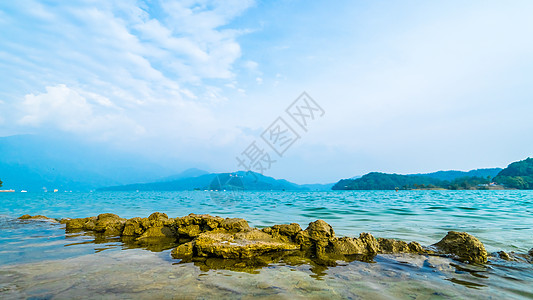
[0,191,532,299]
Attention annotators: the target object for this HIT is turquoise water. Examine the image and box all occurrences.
[1,191,532,299]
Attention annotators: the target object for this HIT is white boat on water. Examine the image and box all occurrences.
[21,190,28,193]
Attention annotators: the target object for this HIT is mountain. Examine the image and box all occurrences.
[332,168,503,190]
[332,172,445,190]
[158,168,209,182]
[0,134,179,191]
[99,171,312,192]
[493,158,533,189]
[412,168,502,181]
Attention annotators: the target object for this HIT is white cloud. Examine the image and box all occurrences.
[18,85,145,137]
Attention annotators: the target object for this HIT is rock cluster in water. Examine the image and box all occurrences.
[17,212,501,267]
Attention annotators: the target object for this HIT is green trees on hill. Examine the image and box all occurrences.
[448,176,491,190]
[332,172,443,190]
[493,158,533,189]
[332,157,533,190]
[332,173,492,190]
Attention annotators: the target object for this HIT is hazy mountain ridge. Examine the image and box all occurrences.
[0,134,178,191]
[99,171,332,192]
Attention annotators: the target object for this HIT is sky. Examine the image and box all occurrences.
[1,0,533,184]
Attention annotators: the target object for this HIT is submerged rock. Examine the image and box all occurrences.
[433,231,488,264]
[497,251,512,261]
[18,214,58,222]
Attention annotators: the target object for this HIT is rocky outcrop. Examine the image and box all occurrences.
[20,213,500,268]
[433,231,488,264]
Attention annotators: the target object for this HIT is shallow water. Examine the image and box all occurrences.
[1,191,532,299]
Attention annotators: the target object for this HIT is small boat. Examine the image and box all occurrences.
[21,190,28,193]
[0,189,15,192]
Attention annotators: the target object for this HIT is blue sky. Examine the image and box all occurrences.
[1,0,533,183]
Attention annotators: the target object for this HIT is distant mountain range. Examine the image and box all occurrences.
[0,134,333,192]
[2,134,529,192]
[99,171,334,192]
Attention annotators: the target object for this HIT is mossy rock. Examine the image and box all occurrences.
[18,214,58,222]
[433,231,488,264]
[194,229,299,259]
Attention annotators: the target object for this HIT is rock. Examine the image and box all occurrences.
[305,220,335,240]
[359,232,380,255]
[94,213,126,235]
[328,233,379,257]
[174,214,224,236]
[171,241,195,259]
[408,242,427,253]
[378,238,410,253]
[25,212,498,268]
[147,212,173,227]
[139,226,175,239]
[296,220,334,254]
[177,224,201,238]
[262,223,302,242]
[498,251,511,261]
[64,217,97,231]
[329,237,366,255]
[122,213,175,239]
[122,217,147,236]
[529,248,533,257]
[18,215,58,222]
[219,218,250,232]
[148,212,168,221]
[433,231,488,264]
[194,229,299,259]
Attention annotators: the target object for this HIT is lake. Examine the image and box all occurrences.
[1,191,532,299]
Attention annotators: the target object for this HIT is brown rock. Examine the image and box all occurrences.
[64,217,97,231]
[433,231,488,264]
[194,229,299,259]
[220,218,250,232]
[139,226,175,239]
[498,251,511,261]
[378,238,410,253]
[148,212,168,221]
[359,232,380,255]
[177,224,201,238]
[305,219,335,240]
[174,214,224,235]
[122,217,146,236]
[94,213,126,235]
[263,223,302,242]
[171,241,194,259]
[18,215,58,222]
[329,237,366,255]
[408,241,427,253]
